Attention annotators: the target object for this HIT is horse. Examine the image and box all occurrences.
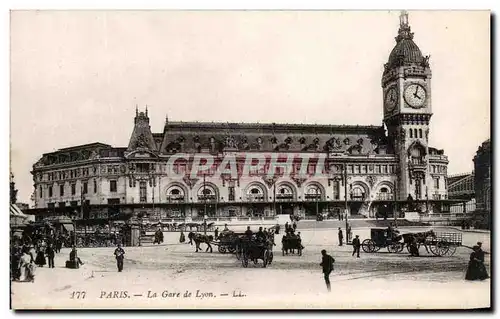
[396,230,436,254]
[188,233,214,253]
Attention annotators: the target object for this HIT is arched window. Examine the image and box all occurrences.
[409,129,413,138]
[351,186,366,201]
[413,128,418,138]
[197,185,217,201]
[409,144,425,165]
[419,129,423,138]
[166,186,185,202]
[305,184,322,200]
[246,184,265,201]
[276,184,294,201]
[377,186,393,200]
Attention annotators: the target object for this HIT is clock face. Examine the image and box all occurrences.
[404,83,427,108]
[384,87,398,112]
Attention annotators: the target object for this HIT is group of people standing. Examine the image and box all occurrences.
[10,232,65,282]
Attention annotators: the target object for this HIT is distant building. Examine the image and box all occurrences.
[473,139,491,228]
[447,173,476,214]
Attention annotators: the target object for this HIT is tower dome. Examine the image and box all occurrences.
[386,11,425,69]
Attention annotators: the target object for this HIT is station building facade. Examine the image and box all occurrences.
[30,13,450,222]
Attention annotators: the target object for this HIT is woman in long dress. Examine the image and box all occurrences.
[35,245,46,267]
[465,246,489,281]
[19,248,36,282]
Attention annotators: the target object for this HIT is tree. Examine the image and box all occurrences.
[10,172,18,205]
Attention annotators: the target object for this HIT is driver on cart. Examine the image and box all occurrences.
[256,227,266,242]
[245,226,253,239]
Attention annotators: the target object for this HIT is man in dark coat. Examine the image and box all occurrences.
[214,227,219,240]
[46,244,55,268]
[245,226,253,239]
[256,227,266,241]
[352,235,361,258]
[338,228,343,246]
[114,244,125,272]
[320,250,335,292]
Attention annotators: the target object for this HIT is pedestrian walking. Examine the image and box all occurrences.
[352,235,361,258]
[320,249,335,292]
[338,228,343,246]
[114,244,125,272]
[214,227,219,240]
[46,244,55,268]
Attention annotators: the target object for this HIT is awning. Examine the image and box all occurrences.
[62,223,75,232]
[10,204,28,218]
[44,215,74,224]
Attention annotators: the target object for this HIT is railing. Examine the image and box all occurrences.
[197,195,217,201]
[246,195,265,202]
[350,195,366,201]
[376,194,394,201]
[304,194,322,201]
[276,195,294,201]
[166,195,185,202]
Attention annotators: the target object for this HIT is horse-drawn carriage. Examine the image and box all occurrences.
[239,237,274,268]
[281,234,304,256]
[362,228,462,257]
[214,231,246,254]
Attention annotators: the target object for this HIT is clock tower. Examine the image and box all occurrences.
[382,11,433,203]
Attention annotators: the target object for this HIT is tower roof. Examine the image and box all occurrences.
[386,11,424,68]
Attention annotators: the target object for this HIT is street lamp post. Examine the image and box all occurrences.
[203,173,207,235]
[315,187,319,219]
[343,164,349,243]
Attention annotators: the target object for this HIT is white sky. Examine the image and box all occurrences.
[10,10,490,203]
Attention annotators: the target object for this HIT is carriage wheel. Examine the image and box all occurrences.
[362,239,376,253]
[443,245,457,257]
[387,242,403,253]
[429,239,450,257]
[235,246,242,260]
[218,246,226,254]
[228,246,236,254]
[396,242,404,253]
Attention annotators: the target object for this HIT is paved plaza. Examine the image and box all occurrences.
[11,225,490,309]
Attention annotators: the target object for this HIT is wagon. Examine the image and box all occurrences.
[423,232,462,257]
[362,228,404,253]
[213,231,245,254]
[281,235,304,256]
[240,238,273,268]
